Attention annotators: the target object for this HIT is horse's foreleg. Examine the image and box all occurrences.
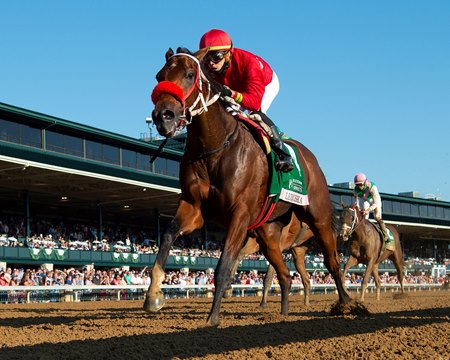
[260,264,275,308]
[143,219,180,312]
[144,201,204,313]
[342,256,357,289]
[207,223,248,327]
[292,246,310,306]
[360,260,375,302]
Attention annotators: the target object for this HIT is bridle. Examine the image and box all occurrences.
[151,53,220,132]
[152,52,239,159]
[341,207,362,239]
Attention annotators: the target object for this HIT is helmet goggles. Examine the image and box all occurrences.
[206,50,229,64]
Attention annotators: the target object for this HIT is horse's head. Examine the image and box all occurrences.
[150,47,214,138]
[338,203,360,242]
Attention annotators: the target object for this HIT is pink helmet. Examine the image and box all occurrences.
[354,173,367,185]
[199,29,233,51]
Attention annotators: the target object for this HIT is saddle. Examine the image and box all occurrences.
[371,222,395,251]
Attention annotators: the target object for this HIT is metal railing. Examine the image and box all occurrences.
[0,283,445,304]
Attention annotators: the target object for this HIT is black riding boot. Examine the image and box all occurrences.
[377,219,388,241]
[269,125,294,172]
[252,111,294,172]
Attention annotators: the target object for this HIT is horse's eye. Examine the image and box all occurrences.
[186,72,195,80]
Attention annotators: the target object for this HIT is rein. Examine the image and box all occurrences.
[193,120,239,160]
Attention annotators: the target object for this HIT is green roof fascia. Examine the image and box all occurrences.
[0,141,180,189]
[328,185,450,207]
[0,102,183,158]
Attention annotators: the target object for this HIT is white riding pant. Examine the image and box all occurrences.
[260,72,280,113]
[362,201,383,221]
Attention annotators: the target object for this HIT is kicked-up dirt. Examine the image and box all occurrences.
[0,289,449,359]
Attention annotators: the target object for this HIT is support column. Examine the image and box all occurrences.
[97,201,103,241]
[203,224,208,251]
[23,189,30,239]
[155,209,161,247]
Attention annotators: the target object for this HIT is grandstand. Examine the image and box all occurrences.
[1,101,449,273]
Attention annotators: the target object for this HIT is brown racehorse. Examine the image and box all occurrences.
[144,48,351,326]
[229,213,314,307]
[338,203,405,301]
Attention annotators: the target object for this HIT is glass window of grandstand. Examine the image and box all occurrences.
[122,149,151,172]
[330,194,340,208]
[153,157,179,178]
[401,202,411,215]
[86,140,119,165]
[0,119,41,148]
[409,203,419,217]
[341,194,354,207]
[383,200,393,214]
[392,201,401,214]
[46,131,83,157]
[435,206,444,219]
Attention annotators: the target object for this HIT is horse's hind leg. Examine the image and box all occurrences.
[260,264,275,308]
[372,263,381,300]
[226,237,260,298]
[291,245,311,306]
[360,260,375,302]
[314,225,351,304]
[257,224,292,316]
[207,220,248,327]
[392,249,405,295]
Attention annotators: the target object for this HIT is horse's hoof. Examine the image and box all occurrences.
[330,299,370,317]
[259,302,268,309]
[205,316,220,327]
[143,294,165,312]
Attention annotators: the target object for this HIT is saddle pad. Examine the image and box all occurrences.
[384,228,395,251]
[269,144,309,206]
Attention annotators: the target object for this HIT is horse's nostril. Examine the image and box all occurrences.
[162,110,175,121]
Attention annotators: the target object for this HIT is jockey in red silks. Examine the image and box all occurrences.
[353,172,388,241]
[199,29,293,172]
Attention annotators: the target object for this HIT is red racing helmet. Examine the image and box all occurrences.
[199,29,233,51]
[354,173,367,185]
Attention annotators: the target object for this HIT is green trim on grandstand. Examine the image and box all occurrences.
[0,102,183,158]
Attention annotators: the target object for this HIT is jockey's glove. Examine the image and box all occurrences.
[222,86,243,104]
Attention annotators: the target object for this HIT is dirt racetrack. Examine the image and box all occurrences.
[0,289,449,359]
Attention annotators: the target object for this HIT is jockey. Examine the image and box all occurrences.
[353,173,388,241]
[199,29,294,172]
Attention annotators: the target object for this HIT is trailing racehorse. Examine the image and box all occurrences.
[338,203,405,301]
[229,213,314,307]
[144,47,352,326]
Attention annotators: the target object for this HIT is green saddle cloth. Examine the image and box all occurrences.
[384,228,395,251]
[268,143,309,206]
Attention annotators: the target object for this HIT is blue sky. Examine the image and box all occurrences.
[1,1,449,201]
